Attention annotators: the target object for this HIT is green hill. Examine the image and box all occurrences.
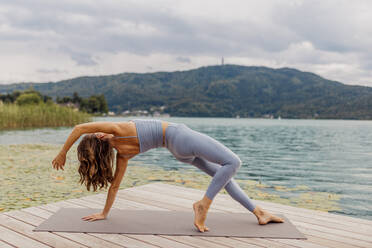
[1,65,372,119]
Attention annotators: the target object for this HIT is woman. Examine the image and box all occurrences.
[52,119,283,232]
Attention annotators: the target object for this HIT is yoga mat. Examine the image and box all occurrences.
[33,208,306,239]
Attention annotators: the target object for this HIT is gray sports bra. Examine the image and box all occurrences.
[114,119,164,158]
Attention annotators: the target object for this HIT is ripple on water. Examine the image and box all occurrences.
[1,117,372,220]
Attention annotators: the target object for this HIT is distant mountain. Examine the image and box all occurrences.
[1,65,372,119]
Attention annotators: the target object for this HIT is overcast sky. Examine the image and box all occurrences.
[0,0,371,86]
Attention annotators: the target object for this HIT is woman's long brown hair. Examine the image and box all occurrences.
[77,134,115,191]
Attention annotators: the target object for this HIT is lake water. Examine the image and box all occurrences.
[1,117,371,220]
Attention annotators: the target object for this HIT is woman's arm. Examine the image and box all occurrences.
[82,154,128,221]
[102,155,128,216]
[64,122,120,154]
[52,122,120,170]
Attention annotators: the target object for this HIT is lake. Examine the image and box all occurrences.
[1,117,371,220]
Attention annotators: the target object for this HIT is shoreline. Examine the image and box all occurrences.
[0,143,350,219]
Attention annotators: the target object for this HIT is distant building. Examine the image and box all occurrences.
[221,57,224,65]
[153,112,170,117]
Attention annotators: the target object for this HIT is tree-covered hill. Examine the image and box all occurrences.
[1,65,372,119]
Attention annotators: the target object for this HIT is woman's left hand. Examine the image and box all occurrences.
[52,152,66,171]
[82,212,106,221]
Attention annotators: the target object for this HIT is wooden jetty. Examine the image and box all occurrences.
[1,182,371,248]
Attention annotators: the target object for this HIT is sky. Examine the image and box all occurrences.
[0,0,371,86]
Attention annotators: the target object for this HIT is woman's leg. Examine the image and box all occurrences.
[167,124,284,230]
[188,144,284,227]
[169,125,245,232]
[173,125,243,201]
[190,157,256,212]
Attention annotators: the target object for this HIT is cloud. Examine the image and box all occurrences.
[0,0,371,85]
[61,48,98,66]
[175,56,191,63]
[274,1,372,54]
[37,69,68,74]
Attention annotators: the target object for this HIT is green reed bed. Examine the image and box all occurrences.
[0,103,91,130]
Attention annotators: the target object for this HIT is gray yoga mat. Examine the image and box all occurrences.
[33,208,306,239]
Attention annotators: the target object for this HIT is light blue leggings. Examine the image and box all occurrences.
[165,123,256,212]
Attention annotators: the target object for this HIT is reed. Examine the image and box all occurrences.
[0,102,91,130]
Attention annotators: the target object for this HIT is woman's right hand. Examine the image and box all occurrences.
[52,152,66,171]
[95,132,113,140]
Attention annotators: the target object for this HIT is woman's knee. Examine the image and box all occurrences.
[230,155,242,173]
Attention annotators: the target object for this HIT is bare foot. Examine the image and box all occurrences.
[253,206,284,225]
[192,201,210,232]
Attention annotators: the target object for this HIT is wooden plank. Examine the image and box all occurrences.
[22,206,56,219]
[131,185,285,248]
[21,201,159,248]
[125,235,194,248]
[83,193,166,210]
[121,189,293,248]
[267,239,326,248]
[5,182,371,248]
[158,235,234,248]
[292,221,372,248]
[144,183,372,236]
[0,224,50,248]
[6,210,125,248]
[292,219,372,243]
[116,190,196,211]
[38,202,81,213]
[150,184,372,242]
[298,233,361,248]
[120,186,300,248]
[118,188,223,212]
[230,237,292,248]
[122,185,346,248]
[125,186,238,212]
[78,195,137,210]
[0,214,87,248]
[38,195,196,248]
[5,210,48,226]
[135,183,233,212]
[121,188,198,210]
[150,182,372,225]
[92,234,160,248]
[65,198,104,209]
[0,240,17,248]
[297,226,370,247]
[38,193,225,247]
[39,201,160,248]
[11,208,125,248]
[197,237,262,248]
[36,196,195,248]
[57,189,237,248]
[50,232,125,248]
[255,199,372,225]
[148,182,372,231]
[254,202,372,235]
[138,183,372,247]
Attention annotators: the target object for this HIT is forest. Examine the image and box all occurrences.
[1,65,372,119]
